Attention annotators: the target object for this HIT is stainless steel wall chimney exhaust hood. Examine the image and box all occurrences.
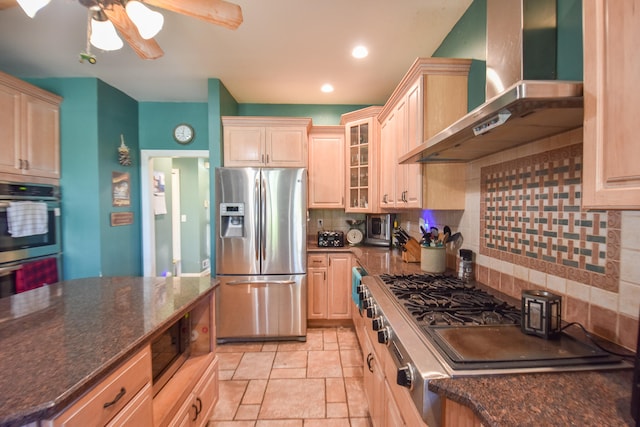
[400,0,583,164]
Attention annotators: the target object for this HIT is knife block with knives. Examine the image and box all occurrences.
[393,227,421,263]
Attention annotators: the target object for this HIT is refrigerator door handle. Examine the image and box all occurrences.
[261,175,267,261]
[254,176,260,262]
[225,280,296,286]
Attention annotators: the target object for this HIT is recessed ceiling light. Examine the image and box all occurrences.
[352,45,368,59]
[321,83,334,93]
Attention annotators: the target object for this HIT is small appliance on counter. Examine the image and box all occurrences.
[364,214,394,247]
[317,231,344,247]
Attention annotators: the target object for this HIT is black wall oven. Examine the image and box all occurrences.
[0,182,61,297]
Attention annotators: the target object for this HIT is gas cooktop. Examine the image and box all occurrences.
[377,273,623,370]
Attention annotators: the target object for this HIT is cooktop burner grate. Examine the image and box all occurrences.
[379,274,521,326]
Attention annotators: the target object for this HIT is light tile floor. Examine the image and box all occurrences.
[209,327,372,427]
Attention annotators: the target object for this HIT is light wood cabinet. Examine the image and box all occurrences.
[222,116,312,167]
[582,0,640,209]
[0,71,61,182]
[441,397,483,427]
[164,355,219,427]
[307,252,352,320]
[45,346,153,427]
[308,126,345,208]
[378,58,470,210]
[341,107,382,213]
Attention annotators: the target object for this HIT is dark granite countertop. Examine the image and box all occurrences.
[312,243,636,427]
[0,276,217,427]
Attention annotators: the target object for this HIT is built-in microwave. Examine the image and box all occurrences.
[364,214,394,247]
[151,313,192,395]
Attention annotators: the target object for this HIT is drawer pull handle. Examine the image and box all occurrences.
[103,387,126,409]
[192,397,203,421]
[366,353,374,373]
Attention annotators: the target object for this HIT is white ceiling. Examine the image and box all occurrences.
[0,0,472,104]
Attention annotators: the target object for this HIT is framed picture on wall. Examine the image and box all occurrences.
[112,171,131,207]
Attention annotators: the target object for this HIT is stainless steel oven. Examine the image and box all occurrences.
[0,182,61,297]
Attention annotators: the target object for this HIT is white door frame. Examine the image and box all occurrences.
[140,149,209,277]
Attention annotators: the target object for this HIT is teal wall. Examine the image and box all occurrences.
[139,102,209,150]
[27,78,142,278]
[433,0,487,110]
[433,0,583,110]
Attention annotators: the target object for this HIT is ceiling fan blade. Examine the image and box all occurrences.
[0,0,17,10]
[102,3,164,60]
[143,0,242,30]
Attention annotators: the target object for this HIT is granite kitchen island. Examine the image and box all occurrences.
[0,276,218,427]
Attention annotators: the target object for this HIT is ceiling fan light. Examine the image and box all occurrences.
[16,0,51,18]
[90,17,124,51]
[126,1,164,40]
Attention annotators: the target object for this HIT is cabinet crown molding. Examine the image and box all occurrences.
[378,57,471,122]
[221,116,312,130]
[340,106,383,125]
[0,70,62,103]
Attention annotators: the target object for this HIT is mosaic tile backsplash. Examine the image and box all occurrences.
[480,143,620,292]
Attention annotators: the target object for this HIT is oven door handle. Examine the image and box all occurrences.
[0,265,23,275]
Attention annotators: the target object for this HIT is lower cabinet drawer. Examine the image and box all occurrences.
[106,383,153,427]
[46,346,152,427]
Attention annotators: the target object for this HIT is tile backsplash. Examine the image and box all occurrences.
[480,143,620,293]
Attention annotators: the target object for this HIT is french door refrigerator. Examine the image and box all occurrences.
[215,167,307,342]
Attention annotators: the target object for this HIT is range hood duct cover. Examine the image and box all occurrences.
[400,0,583,164]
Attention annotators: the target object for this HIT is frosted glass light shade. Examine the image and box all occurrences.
[126,1,164,39]
[90,18,124,51]
[16,0,51,18]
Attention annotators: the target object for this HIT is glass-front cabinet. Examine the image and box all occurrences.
[341,106,381,213]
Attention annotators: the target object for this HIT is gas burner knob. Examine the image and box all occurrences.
[361,298,372,310]
[372,316,385,331]
[366,304,378,318]
[377,327,390,345]
[358,287,369,300]
[397,364,415,390]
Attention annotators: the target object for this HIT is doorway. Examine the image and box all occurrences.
[141,150,210,277]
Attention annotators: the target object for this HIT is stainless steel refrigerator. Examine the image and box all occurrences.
[215,167,307,342]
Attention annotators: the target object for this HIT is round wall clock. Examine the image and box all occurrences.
[173,123,194,144]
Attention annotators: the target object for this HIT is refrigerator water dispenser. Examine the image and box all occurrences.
[220,202,245,237]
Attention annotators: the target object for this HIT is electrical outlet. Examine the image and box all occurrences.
[318,219,324,229]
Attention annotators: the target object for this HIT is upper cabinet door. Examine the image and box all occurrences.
[583,0,640,209]
[0,84,21,175]
[266,127,308,167]
[222,117,311,168]
[21,93,60,179]
[308,126,345,208]
[223,126,265,167]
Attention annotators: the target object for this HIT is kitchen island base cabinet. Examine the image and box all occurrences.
[43,346,153,427]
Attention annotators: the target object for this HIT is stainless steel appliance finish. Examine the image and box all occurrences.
[399,0,584,164]
[364,214,394,247]
[358,273,630,426]
[215,167,307,342]
[0,182,62,298]
[0,182,61,265]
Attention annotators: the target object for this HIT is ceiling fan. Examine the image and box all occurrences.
[1,0,243,60]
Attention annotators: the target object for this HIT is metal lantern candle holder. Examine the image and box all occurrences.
[521,290,562,339]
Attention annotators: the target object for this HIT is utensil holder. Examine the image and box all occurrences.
[420,246,445,273]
